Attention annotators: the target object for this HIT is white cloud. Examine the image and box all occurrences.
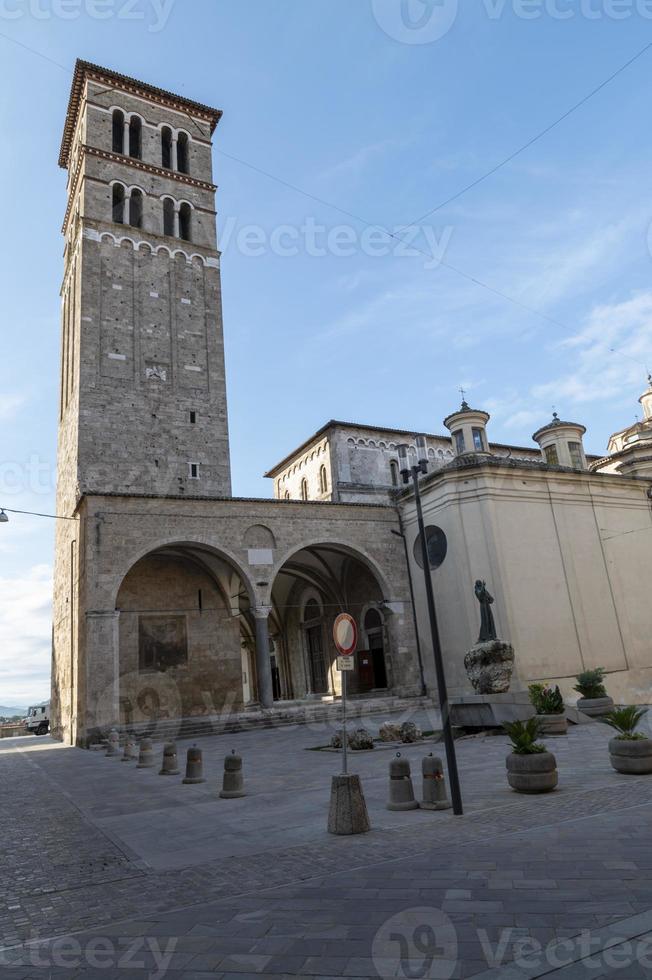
[0,393,26,421]
[537,291,652,404]
[486,291,652,444]
[315,139,400,185]
[0,563,51,706]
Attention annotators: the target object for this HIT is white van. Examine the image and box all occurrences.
[25,702,50,736]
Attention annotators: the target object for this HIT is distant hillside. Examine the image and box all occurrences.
[0,706,26,717]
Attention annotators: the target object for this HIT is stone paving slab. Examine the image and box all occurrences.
[8,800,652,978]
[5,721,652,977]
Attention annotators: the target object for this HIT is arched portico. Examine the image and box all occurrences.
[269,542,395,701]
[112,541,265,728]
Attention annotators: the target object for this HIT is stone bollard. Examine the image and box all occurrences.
[159,742,180,776]
[136,738,156,769]
[121,738,138,762]
[387,754,419,811]
[183,745,206,784]
[219,750,246,798]
[105,729,120,758]
[420,754,452,811]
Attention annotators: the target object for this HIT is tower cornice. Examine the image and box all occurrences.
[59,59,223,169]
[62,145,218,235]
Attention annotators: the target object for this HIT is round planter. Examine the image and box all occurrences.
[506,751,558,794]
[537,713,568,735]
[609,737,652,775]
[577,696,614,718]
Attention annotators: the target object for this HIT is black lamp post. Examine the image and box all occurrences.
[398,436,463,816]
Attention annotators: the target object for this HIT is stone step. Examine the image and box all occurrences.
[117,695,437,744]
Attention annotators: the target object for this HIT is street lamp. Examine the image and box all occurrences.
[398,437,463,816]
[0,510,8,524]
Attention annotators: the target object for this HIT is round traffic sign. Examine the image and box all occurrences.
[333,613,358,656]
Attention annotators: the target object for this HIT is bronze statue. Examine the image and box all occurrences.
[474,580,497,643]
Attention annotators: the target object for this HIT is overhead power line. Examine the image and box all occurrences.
[404,39,652,226]
[0,30,648,336]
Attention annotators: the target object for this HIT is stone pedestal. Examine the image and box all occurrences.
[451,691,535,728]
[464,640,515,694]
[328,774,370,835]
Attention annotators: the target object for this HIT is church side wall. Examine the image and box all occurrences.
[401,466,652,704]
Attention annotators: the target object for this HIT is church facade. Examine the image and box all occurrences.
[52,61,652,746]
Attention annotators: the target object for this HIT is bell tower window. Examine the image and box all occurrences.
[179,202,192,242]
[163,197,175,237]
[161,126,173,169]
[129,116,142,159]
[129,189,143,229]
[112,183,125,224]
[177,132,189,174]
[112,109,125,153]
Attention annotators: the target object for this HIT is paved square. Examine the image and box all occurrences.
[3,713,652,978]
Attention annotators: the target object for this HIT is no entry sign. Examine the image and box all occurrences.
[333,613,357,657]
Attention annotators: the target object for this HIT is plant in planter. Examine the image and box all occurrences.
[604,706,652,774]
[503,718,558,793]
[574,667,614,717]
[528,683,567,735]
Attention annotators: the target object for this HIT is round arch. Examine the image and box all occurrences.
[270,539,393,604]
[109,536,258,610]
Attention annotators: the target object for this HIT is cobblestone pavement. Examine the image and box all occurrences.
[4,719,652,977]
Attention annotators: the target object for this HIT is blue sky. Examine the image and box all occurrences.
[1,0,652,704]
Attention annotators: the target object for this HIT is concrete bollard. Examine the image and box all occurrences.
[136,738,156,769]
[105,729,120,758]
[328,774,370,835]
[386,754,419,811]
[121,738,138,762]
[159,742,180,776]
[182,744,206,784]
[420,754,452,811]
[219,750,246,798]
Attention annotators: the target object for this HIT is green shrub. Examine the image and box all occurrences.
[574,667,607,699]
[504,718,547,755]
[603,706,648,741]
[528,683,564,715]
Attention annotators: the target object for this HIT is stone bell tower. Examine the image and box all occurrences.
[52,61,231,741]
[55,59,231,512]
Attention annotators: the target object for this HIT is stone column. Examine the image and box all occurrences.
[172,136,179,172]
[123,119,130,156]
[174,206,180,239]
[254,608,274,709]
[85,611,120,740]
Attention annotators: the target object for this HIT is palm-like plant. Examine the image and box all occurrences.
[603,706,648,741]
[574,668,607,699]
[503,717,546,754]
